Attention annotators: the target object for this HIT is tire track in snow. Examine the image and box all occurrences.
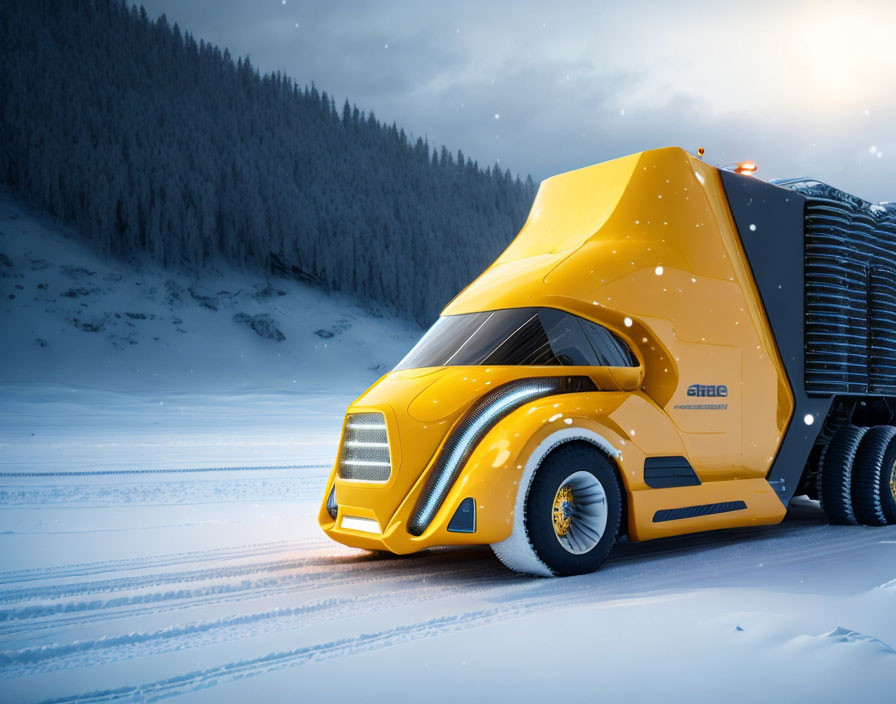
[0,547,480,616]
[24,523,896,704]
[0,476,325,506]
[0,542,390,604]
[0,539,319,586]
[1,566,512,678]
[10,510,895,699]
[0,555,332,605]
[0,509,790,591]
[7,522,887,680]
[0,464,328,478]
[15,545,727,698]
[31,610,498,704]
[0,551,501,638]
[0,516,874,636]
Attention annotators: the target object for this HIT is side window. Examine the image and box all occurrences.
[538,309,598,366]
[580,319,638,367]
[448,309,535,365]
[398,312,489,368]
[482,312,554,365]
[394,307,639,370]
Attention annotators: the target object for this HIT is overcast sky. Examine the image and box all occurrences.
[140,0,896,201]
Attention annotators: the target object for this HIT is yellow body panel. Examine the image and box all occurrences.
[319,146,792,553]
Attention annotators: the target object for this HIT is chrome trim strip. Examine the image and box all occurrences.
[407,377,596,536]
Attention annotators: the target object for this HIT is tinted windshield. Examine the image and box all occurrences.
[395,308,638,370]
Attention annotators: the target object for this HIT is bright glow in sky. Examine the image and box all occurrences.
[140,0,896,201]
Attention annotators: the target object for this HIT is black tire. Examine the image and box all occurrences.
[524,443,622,577]
[853,425,896,526]
[817,424,867,525]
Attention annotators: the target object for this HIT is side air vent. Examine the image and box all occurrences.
[653,501,747,523]
[773,179,896,395]
[337,412,392,482]
[326,485,338,519]
[643,456,701,488]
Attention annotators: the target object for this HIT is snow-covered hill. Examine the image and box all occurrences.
[0,192,422,394]
[0,192,422,472]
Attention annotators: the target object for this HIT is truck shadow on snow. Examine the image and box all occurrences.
[333,497,892,600]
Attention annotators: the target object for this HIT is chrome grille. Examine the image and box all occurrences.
[338,412,392,482]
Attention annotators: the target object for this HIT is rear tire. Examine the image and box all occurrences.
[491,442,622,577]
[853,425,896,526]
[817,425,867,525]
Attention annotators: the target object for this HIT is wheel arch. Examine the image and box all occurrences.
[491,427,626,576]
[514,427,628,535]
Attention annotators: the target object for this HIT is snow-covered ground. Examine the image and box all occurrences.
[2,479,894,703]
[1,194,895,703]
[0,192,421,472]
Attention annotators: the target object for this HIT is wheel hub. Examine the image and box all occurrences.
[552,486,574,537]
[890,462,896,502]
[550,471,609,555]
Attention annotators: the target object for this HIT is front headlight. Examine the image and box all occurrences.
[338,412,392,482]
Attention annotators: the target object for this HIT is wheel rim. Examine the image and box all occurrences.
[890,460,896,503]
[551,470,608,555]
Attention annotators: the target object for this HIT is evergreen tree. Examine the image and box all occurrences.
[0,0,536,324]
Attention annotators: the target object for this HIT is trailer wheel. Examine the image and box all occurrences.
[817,425,867,525]
[492,442,622,577]
[852,425,896,526]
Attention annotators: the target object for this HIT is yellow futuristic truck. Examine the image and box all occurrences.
[318,146,896,576]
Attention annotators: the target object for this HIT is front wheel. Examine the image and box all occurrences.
[491,442,622,577]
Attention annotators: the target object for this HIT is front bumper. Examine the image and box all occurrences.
[318,435,517,554]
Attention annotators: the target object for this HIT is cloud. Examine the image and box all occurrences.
[139,0,896,201]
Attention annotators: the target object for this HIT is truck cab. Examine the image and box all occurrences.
[319,146,896,576]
